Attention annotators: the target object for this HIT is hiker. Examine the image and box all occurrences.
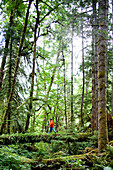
[48,119,56,133]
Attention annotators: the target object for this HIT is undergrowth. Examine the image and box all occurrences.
[0,128,113,169]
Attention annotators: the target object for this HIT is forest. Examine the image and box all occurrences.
[0,0,113,169]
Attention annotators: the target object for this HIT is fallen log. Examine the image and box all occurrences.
[31,149,99,170]
[0,145,109,170]
[0,132,91,145]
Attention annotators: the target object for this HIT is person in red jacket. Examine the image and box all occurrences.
[48,119,56,133]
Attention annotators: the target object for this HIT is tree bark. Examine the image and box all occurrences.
[95,15,98,131]
[42,59,47,132]
[62,52,67,128]
[80,18,84,127]
[25,0,39,132]
[56,62,60,132]
[0,0,16,91]
[71,26,74,125]
[91,37,95,134]
[56,85,59,132]
[7,34,13,134]
[91,0,97,134]
[0,0,33,135]
[98,0,108,153]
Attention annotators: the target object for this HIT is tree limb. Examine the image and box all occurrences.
[39,3,60,23]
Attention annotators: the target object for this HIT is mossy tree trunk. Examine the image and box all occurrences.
[92,0,98,132]
[91,0,97,134]
[91,17,95,135]
[7,35,13,134]
[0,0,16,91]
[98,0,108,153]
[0,0,33,135]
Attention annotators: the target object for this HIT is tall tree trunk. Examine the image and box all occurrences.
[71,26,74,125]
[80,19,84,127]
[62,52,67,128]
[56,78,59,132]
[0,0,32,135]
[92,0,98,131]
[91,0,97,135]
[67,86,70,124]
[95,19,98,131]
[7,35,13,134]
[56,59,61,132]
[25,0,39,132]
[111,0,113,117]
[0,0,17,91]
[98,0,108,153]
[91,25,95,134]
[42,59,47,132]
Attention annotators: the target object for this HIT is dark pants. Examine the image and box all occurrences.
[48,127,56,133]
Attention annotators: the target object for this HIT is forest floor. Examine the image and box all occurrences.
[0,130,113,169]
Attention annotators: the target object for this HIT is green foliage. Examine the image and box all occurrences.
[60,158,86,170]
[89,131,98,147]
[34,142,51,159]
[106,144,113,159]
[0,131,113,169]
[50,139,66,153]
[0,146,31,170]
[0,1,113,169]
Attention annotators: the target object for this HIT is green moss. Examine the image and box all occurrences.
[98,71,105,78]
[108,141,113,145]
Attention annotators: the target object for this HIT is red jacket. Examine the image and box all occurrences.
[49,120,54,128]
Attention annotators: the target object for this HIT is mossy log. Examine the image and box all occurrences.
[0,132,91,145]
[0,146,107,170]
[31,149,99,170]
